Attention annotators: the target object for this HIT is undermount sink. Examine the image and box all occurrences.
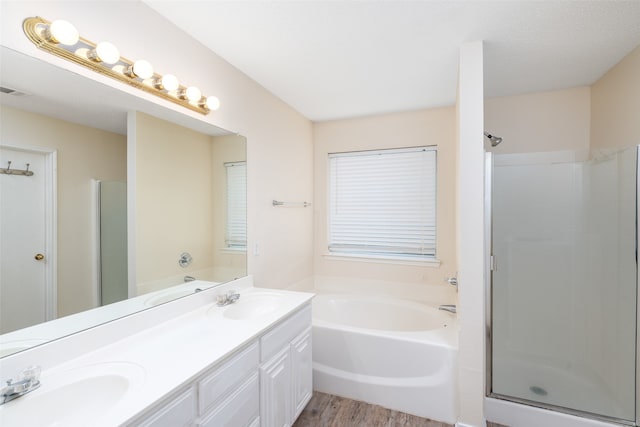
[0,362,145,427]
[222,291,286,320]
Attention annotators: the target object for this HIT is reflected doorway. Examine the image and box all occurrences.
[0,145,56,333]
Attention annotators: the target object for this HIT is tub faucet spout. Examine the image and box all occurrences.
[438,304,456,314]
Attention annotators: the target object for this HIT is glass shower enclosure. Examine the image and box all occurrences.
[488,146,637,424]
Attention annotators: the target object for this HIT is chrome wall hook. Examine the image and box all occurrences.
[0,161,35,177]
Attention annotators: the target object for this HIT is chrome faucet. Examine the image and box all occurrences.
[438,304,457,314]
[216,290,241,306]
[1,366,41,404]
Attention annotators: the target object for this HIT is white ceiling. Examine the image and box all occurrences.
[144,0,640,122]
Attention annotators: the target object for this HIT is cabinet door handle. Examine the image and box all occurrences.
[34,253,45,261]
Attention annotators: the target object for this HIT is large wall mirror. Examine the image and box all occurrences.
[0,46,247,357]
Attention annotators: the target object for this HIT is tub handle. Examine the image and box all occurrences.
[445,277,458,288]
[439,304,457,314]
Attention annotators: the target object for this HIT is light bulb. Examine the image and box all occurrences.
[88,42,120,65]
[205,96,220,111]
[154,74,179,92]
[127,60,154,79]
[46,20,79,46]
[179,86,202,102]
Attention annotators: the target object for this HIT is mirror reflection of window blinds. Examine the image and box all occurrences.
[328,146,437,258]
[225,161,247,249]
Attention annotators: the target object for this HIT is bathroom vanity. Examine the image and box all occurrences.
[0,277,313,427]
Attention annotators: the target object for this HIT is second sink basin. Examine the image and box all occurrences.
[222,291,286,320]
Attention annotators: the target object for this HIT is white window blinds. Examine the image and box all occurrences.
[328,146,437,259]
[225,161,247,249]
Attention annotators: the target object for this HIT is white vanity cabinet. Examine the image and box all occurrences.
[290,327,313,420]
[129,303,312,427]
[259,305,313,427]
[134,387,198,427]
[130,342,259,427]
[197,342,260,427]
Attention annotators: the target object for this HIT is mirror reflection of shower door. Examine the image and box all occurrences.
[96,180,128,306]
[490,147,637,422]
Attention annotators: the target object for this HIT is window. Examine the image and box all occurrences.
[225,161,247,250]
[328,146,436,260]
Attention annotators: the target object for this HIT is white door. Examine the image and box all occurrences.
[0,146,54,333]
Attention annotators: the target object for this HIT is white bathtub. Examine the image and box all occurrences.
[312,293,458,424]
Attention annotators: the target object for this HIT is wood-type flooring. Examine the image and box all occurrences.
[293,392,510,427]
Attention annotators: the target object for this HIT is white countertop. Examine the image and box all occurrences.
[0,280,314,427]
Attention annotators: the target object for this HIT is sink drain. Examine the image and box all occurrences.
[529,385,548,396]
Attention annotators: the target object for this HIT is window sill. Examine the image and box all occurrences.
[220,247,247,254]
[323,253,441,267]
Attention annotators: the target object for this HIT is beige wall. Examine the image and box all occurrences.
[313,107,457,284]
[0,105,126,316]
[485,45,640,155]
[485,86,591,154]
[211,134,247,281]
[133,112,215,287]
[591,45,640,150]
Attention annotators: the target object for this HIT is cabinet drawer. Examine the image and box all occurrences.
[198,341,259,415]
[260,304,311,362]
[135,387,197,427]
[198,372,259,427]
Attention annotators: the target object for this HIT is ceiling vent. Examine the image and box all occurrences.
[0,86,30,97]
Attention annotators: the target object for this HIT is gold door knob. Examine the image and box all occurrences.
[34,253,45,261]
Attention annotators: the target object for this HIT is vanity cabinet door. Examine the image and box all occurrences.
[134,387,197,427]
[260,347,292,427]
[260,305,311,363]
[291,327,312,421]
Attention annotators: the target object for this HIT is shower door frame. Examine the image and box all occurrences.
[636,145,639,427]
[484,149,639,426]
[484,152,493,400]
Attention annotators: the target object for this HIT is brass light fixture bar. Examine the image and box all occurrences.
[23,16,220,115]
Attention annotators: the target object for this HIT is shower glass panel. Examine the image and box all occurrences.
[98,180,128,305]
[490,147,637,422]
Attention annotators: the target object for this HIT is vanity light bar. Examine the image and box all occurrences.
[22,16,220,115]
